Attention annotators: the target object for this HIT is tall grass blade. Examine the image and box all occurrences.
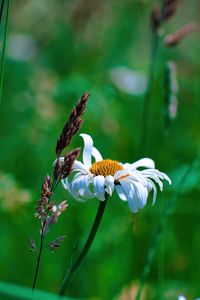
[0,281,77,300]
[0,0,9,104]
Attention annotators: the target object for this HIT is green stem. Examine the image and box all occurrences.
[31,178,60,291]
[0,0,9,104]
[32,222,45,291]
[138,31,159,155]
[59,197,108,296]
[138,0,166,155]
[0,0,5,24]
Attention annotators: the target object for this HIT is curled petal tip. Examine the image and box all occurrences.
[80,133,91,140]
[165,175,172,185]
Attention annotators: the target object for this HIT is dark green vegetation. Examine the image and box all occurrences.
[0,0,200,299]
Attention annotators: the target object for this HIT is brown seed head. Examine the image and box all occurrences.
[47,202,55,211]
[164,60,179,125]
[163,0,179,21]
[41,175,52,198]
[164,22,198,47]
[35,175,52,219]
[150,0,179,31]
[29,238,36,253]
[54,158,62,180]
[48,235,66,252]
[151,5,161,31]
[43,200,68,234]
[55,92,90,156]
[61,148,80,179]
[58,200,68,212]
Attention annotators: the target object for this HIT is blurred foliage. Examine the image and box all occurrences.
[0,172,31,211]
[0,0,200,299]
[0,281,75,300]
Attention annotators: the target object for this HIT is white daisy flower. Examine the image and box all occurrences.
[60,134,171,213]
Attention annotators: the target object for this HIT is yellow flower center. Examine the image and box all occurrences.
[89,159,123,177]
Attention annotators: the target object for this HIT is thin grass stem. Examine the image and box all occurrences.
[138,32,160,155]
[0,0,5,24]
[0,0,9,104]
[138,0,165,155]
[31,177,60,291]
[32,222,45,291]
[59,196,108,296]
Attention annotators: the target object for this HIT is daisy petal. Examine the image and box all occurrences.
[73,160,89,173]
[149,181,157,205]
[121,163,132,169]
[115,184,127,201]
[78,175,93,198]
[92,146,103,162]
[141,170,164,190]
[163,173,171,185]
[93,175,105,201]
[125,172,148,185]
[130,158,155,170]
[120,181,139,212]
[80,134,93,167]
[133,181,148,209]
[61,177,70,190]
[127,187,139,213]
[71,192,86,202]
[128,199,139,213]
[104,175,114,195]
[142,169,171,185]
[69,177,86,202]
[114,169,129,180]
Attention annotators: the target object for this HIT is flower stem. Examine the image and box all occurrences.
[138,0,166,155]
[31,178,59,291]
[32,222,45,290]
[58,196,108,296]
[138,30,160,155]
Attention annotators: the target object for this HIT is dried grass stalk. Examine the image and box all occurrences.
[164,22,198,47]
[56,92,90,156]
[35,175,52,219]
[163,0,180,21]
[151,0,179,31]
[62,148,80,179]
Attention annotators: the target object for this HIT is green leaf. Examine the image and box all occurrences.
[0,281,78,300]
[0,0,9,104]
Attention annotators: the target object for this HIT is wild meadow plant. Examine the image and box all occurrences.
[31,90,171,296]
[0,0,199,299]
[58,134,171,295]
[139,0,180,154]
[32,93,90,291]
[136,1,198,299]
[139,0,197,154]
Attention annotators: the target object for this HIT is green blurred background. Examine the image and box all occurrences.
[0,0,200,299]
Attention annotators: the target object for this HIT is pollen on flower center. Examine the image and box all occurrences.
[89,159,123,177]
